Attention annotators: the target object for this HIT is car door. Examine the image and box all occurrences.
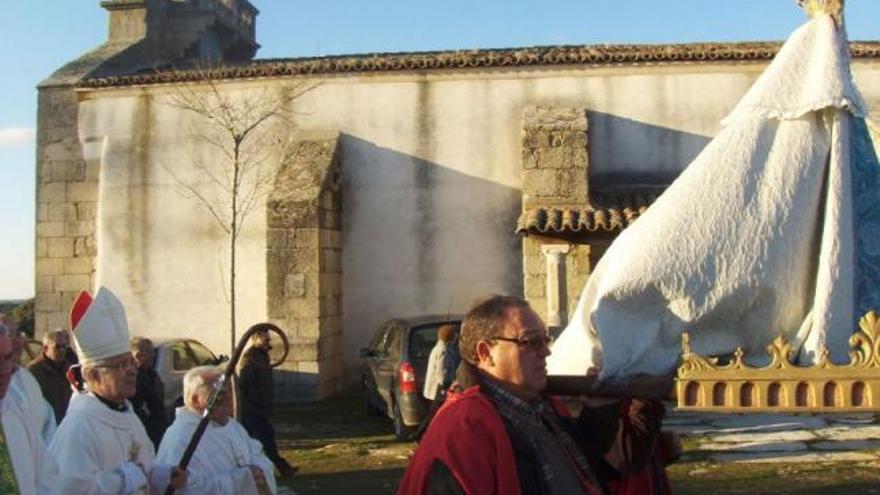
[375,322,403,411]
[363,322,393,411]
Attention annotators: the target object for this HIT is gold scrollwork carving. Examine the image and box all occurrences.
[676,311,880,412]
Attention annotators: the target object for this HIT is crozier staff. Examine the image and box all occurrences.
[156,366,276,494]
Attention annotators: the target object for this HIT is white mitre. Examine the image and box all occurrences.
[69,286,132,365]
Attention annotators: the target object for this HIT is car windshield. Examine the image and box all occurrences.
[188,341,217,366]
[171,342,196,371]
[408,324,441,369]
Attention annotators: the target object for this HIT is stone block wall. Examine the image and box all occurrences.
[521,107,592,329]
[521,107,588,209]
[266,136,343,401]
[565,244,592,318]
[34,87,97,336]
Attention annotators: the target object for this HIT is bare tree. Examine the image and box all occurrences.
[163,68,315,352]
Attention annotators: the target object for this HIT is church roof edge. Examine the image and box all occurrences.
[77,40,880,89]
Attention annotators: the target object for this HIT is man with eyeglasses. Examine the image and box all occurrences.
[28,328,75,424]
[49,287,185,495]
[156,366,276,494]
[399,295,658,495]
[0,315,59,494]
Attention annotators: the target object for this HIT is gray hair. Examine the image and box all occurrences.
[130,336,153,352]
[183,365,222,410]
[459,295,531,365]
[43,328,69,346]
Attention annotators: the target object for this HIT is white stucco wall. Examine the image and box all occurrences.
[77,59,880,373]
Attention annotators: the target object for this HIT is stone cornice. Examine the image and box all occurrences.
[77,40,880,88]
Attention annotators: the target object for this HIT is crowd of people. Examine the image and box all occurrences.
[1,288,675,495]
[0,287,293,494]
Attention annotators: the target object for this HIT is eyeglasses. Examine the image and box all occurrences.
[93,358,137,372]
[492,334,552,351]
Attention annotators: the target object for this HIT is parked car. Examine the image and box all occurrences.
[153,338,228,417]
[19,339,42,366]
[359,315,461,440]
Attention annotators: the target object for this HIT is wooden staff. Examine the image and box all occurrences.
[164,322,289,495]
[545,373,675,400]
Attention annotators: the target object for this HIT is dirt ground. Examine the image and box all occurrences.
[274,394,880,495]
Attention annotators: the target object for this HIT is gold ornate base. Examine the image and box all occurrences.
[676,311,880,412]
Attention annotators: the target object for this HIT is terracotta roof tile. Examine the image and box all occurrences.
[516,188,664,235]
[77,41,880,88]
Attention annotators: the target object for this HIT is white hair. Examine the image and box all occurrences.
[183,365,222,410]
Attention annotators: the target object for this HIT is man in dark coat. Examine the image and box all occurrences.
[239,327,297,477]
[27,328,74,423]
[130,336,169,449]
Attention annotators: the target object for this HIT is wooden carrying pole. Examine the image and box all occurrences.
[545,374,675,400]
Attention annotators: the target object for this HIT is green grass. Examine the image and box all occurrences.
[272,393,880,495]
[273,394,410,494]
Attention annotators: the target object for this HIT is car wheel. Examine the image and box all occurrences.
[392,400,413,441]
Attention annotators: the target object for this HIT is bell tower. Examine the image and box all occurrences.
[101,0,259,64]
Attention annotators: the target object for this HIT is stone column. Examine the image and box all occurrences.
[520,107,588,322]
[266,134,342,401]
[541,244,571,328]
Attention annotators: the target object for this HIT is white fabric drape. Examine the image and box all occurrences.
[548,13,878,380]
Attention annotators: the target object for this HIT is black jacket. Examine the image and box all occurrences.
[239,346,273,416]
[131,367,169,448]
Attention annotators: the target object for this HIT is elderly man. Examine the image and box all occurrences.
[0,315,59,494]
[156,366,277,495]
[49,287,184,495]
[130,336,169,449]
[28,328,74,424]
[399,295,665,495]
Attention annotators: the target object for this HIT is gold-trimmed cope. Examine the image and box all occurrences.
[676,310,880,412]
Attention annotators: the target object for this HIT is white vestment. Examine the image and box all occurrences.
[49,392,169,495]
[156,407,277,495]
[1,396,59,495]
[10,367,57,445]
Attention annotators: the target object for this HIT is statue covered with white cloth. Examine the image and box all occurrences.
[548,0,880,383]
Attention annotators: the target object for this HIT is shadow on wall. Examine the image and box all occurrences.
[338,134,523,366]
[588,111,712,187]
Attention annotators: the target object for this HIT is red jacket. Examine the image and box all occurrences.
[397,386,521,495]
[397,386,606,495]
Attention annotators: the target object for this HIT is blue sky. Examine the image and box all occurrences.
[1,0,878,300]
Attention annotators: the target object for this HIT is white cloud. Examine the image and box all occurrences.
[0,127,35,149]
